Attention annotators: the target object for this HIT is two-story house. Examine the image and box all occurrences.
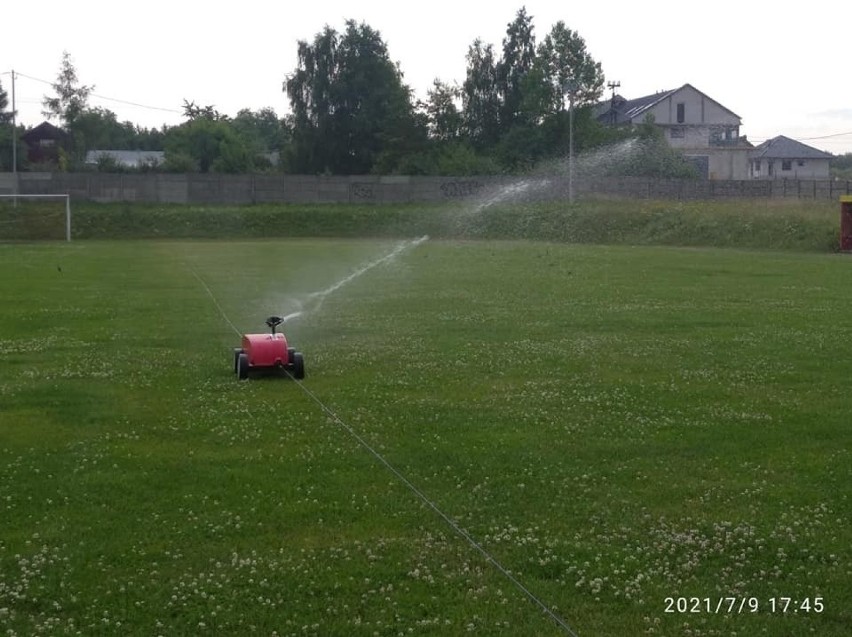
[595,83,752,180]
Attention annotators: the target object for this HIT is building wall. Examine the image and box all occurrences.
[749,158,830,179]
[664,124,713,149]
[661,125,744,153]
[628,86,746,179]
[644,85,741,127]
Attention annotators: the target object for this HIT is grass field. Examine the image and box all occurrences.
[1,236,850,636]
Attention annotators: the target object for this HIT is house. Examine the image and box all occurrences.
[748,136,832,179]
[595,83,752,180]
[21,121,70,166]
[85,150,165,169]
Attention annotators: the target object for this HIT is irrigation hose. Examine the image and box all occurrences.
[189,246,580,636]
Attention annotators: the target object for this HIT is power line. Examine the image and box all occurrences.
[750,132,852,143]
[13,71,182,114]
[749,127,852,138]
[800,130,852,140]
[88,93,182,114]
[8,71,52,86]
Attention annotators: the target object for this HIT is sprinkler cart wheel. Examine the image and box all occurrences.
[234,316,306,380]
[237,352,250,380]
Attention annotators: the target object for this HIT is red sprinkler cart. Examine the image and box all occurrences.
[234,316,305,380]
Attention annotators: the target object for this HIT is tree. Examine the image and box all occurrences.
[231,108,290,170]
[830,153,852,179]
[497,6,537,130]
[72,107,139,151]
[284,21,424,174]
[537,21,605,112]
[182,99,227,122]
[285,26,338,172]
[461,39,501,150]
[42,51,93,127]
[432,142,501,175]
[0,79,25,171]
[232,108,288,152]
[424,79,463,143]
[494,19,608,169]
[0,80,13,125]
[133,125,168,152]
[165,106,253,173]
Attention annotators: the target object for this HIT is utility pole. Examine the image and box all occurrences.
[563,80,578,204]
[569,91,574,204]
[11,69,17,205]
[607,81,620,125]
[607,80,621,98]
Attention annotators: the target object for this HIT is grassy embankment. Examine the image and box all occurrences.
[0,196,842,251]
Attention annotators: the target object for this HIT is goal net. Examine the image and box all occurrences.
[0,194,72,242]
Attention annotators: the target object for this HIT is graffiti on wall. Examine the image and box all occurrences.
[350,183,376,200]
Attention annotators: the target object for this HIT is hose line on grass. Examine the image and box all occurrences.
[190,266,242,337]
[285,370,580,637]
[190,252,579,637]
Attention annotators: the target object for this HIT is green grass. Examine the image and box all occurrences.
[0,196,843,251]
[1,238,850,636]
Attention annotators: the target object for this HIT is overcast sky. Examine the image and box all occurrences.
[3,0,851,154]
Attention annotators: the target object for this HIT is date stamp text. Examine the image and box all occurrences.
[664,596,824,614]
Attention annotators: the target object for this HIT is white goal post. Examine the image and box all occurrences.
[0,194,72,242]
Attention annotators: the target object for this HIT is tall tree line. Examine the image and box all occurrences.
[284,21,426,174]
[284,7,610,174]
[1,9,699,175]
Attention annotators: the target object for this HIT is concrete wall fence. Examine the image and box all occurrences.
[1,172,850,204]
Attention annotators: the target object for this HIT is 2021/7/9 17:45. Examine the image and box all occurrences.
[664,597,824,614]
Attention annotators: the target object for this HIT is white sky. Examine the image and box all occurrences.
[3,0,851,154]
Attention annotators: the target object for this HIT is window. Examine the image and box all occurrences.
[709,126,738,146]
[670,127,685,139]
[39,139,56,148]
[782,160,792,171]
[676,103,685,123]
[797,159,805,167]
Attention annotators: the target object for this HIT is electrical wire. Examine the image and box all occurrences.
[13,71,182,114]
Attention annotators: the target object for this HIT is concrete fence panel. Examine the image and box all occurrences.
[1,172,850,204]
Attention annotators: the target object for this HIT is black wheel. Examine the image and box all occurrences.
[292,352,305,380]
[233,348,245,374]
[237,352,250,380]
[287,347,296,364]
